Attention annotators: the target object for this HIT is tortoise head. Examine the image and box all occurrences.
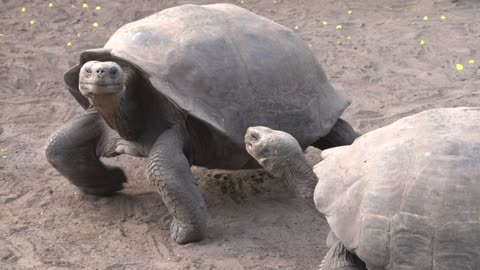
[78,61,125,97]
[245,126,303,174]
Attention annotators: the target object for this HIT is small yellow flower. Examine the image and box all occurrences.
[336,24,343,30]
[76,33,81,37]
[29,19,36,25]
[21,7,26,12]
[420,39,426,46]
[441,15,446,20]
[66,41,73,47]
[48,2,54,8]
[423,16,429,21]
[322,21,328,26]
[456,64,464,71]
[92,22,99,28]
[346,36,351,40]
[82,3,89,8]
[95,6,102,10]
[347,10,352,14]
[468,59,475,64]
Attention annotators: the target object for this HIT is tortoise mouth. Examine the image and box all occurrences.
[79,82,123,95]
[81,83,122,86]
[246,142,253,152]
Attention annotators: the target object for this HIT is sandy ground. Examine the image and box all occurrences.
[1,0,479,269]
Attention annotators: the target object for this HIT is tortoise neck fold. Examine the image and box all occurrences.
[89,91,124,129]
[272,152,318,207]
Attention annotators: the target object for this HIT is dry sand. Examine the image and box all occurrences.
[1,0,479,269]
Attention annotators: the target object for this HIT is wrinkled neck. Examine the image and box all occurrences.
[89,92,124,128]
[89,90,142,140]
[268,152,318,207]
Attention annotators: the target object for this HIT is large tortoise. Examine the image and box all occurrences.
[245,107,480,269]
[45,3,359,244]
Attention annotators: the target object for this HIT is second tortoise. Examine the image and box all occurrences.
[246,107,480,269]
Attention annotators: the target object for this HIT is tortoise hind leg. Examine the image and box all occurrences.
[45,109,126,195]
[319,241,367,270]
[312,118,360,150]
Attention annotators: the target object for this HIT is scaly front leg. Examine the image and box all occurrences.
[147,126,208,244]
[45,108,127,195]
[319,241,367,270]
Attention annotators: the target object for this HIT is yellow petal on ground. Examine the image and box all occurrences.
[29,19,36,25]
[441,15,446,20]
[336,24,343,30]
[347,10,352,14]
[48,2,54,8]
[92,22,99,28]
[346,36,351,40]
[21,7,26,12]
[322,21,328,26]
[423,16,429,21]
[66,41,73,47]
[77,33,81,37]
[95,5,102,10]
[420,39,426,46]
[456,64,464,71]
[468,59,476,64]
[82,3,89,8]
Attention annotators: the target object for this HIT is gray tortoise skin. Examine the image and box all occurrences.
[45,3,359,245]
[246,107,480,270]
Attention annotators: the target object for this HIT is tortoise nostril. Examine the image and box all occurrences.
[95,68,107,74]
